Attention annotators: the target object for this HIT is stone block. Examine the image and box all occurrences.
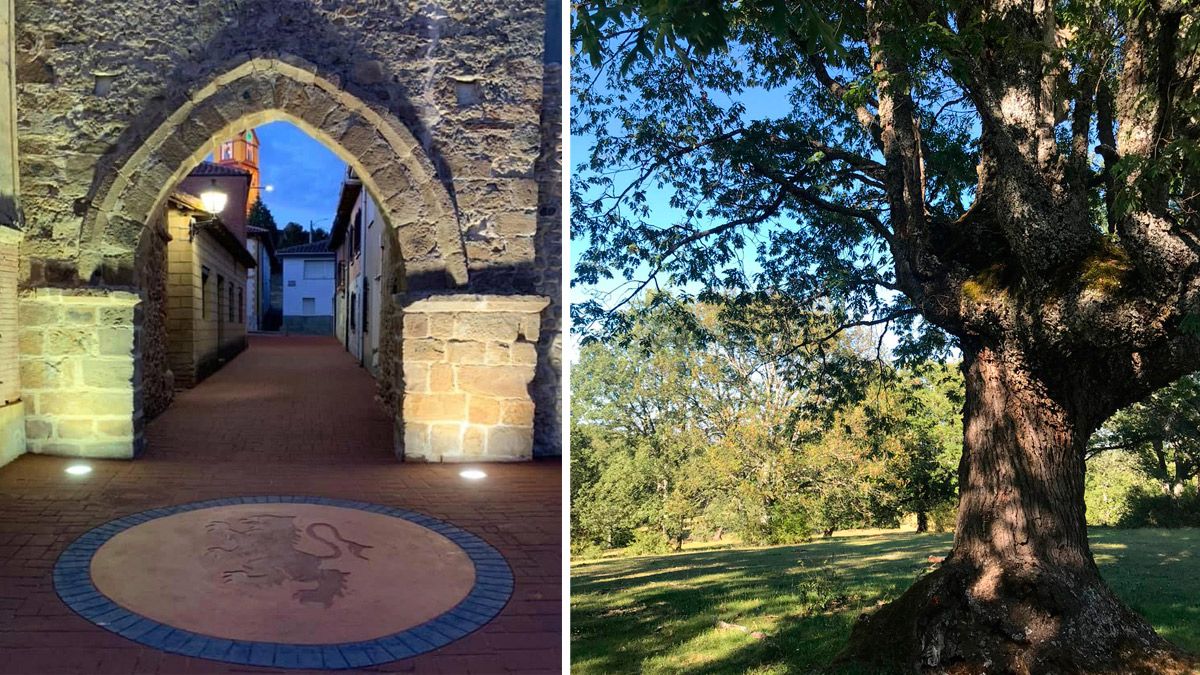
[458,365,533,399]
[402,314,428,338]
[98,328,134,356]
[462,426,486,456]
[19,302,59,326]
[485,343,511,365]
[95,418,134,437]
[429,423,464,457]
[19,358,75,389]
[402,393,467,422]
[518,315,541,342]
[402,362,429,392]
[510,342,538,366]
[429,314,455,339]
[37,392,132,417]
[404,423,431,459]
[24,416,52,442]
[98,307,134,327]
[81,358,135,388]
[56,417,96,440]
[404,338,445,363]
[64,307,96,324]
[446,341,487,365]
[18,329,42,356]
[43,327,97,356]
[487,426,533,459]
[496,212,538,236]
[468,397,500,425]
[453,314,519,342]
[429,364,455,392]
[500,400,535,426]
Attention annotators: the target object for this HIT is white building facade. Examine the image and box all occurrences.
[331,169,387,375]
[278,241,336,335]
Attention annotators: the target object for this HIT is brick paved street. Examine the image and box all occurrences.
[0,336,562,674]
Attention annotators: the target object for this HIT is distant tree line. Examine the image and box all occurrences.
[572,298,1200,556]
[246,198,329,249]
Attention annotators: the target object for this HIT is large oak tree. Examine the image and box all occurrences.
[571,0,1200,672]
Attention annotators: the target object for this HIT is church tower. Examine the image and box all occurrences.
[210,128,261,214]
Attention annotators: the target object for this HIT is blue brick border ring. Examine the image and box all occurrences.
[52,496,514,669]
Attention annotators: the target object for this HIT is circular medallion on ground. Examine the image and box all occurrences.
[53,497,514,669]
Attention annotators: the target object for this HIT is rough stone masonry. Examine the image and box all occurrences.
[0,0,562,464]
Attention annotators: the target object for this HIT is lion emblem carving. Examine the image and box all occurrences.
[202,513,373,608]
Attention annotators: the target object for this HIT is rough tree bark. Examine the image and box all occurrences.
[833,1,1200,672]
[838,345,1193,673]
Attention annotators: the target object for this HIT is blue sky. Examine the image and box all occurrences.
[253,121,347,233]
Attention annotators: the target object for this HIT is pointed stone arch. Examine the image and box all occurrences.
[83,57,468,289]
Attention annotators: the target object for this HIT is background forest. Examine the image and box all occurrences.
[571,298,1200,557]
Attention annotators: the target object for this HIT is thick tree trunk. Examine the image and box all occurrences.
[837,346,1193,674]
[915,510,928,534]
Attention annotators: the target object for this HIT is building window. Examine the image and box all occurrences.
[303,259,334,279]
[238,288,244,323]
[349,293,356,330]
[352,211,362,258]
[220,141,234,161]
[201,266,210,319]
[228,284,235,322]
[217,275,225,321]
[362,279,370,334]
[302,297,316,315]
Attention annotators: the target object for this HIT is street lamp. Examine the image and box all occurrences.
[191,180,228,242]
[199,180,228,215]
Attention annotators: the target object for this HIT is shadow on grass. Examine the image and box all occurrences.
[571,529,1200,674]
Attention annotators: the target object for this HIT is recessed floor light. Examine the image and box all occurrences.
[459,469,486,480]
[65,464,92,476]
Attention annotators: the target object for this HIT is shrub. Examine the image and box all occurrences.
[1119,485,1200,528]
[626,529,673,556]
[929,500,958,533]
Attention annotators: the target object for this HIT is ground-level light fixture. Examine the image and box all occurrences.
[64,464,92,476]
[459,468,487,480]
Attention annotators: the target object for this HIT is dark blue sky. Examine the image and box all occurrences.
[254,121,347,233]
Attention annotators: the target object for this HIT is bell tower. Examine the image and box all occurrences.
[210,128,261,213]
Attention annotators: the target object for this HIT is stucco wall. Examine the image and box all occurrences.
[0,226,24,467]
[164,209,247,386]
[282,256,335,317]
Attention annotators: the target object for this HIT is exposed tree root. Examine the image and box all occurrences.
[834,558,1198,674]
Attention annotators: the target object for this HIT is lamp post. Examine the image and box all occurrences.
[191,180,227,241]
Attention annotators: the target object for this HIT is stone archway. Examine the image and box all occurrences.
[83,57,468,290]
[14,57,549,463]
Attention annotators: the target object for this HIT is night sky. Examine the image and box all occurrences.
[253,121,347,235]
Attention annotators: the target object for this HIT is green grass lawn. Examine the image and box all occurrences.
[570,529,1200,674]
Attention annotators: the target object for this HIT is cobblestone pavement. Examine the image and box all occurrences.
[0,335,562,674]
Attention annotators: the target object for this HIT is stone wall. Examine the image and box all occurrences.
[6,0,562,464]
[18,288,142,458]
[401,294,548,462]
[135,211,172,418]
[0,226,24,467]
[532,62,562,457]
[13,1,546,292]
